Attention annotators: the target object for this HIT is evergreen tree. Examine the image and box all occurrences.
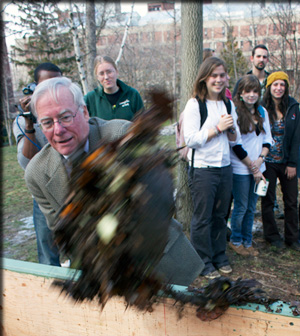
[220,27,248,90]
[10,1,79,83]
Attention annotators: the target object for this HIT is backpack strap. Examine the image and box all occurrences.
[197,97,208,128]
[223,98,232,115]
[191,97,207,168]
[258,105,265,119]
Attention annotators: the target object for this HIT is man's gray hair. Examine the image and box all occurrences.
[30,77,86,117]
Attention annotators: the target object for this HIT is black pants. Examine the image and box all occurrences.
[261,162,299,244]
[189,165,232,275]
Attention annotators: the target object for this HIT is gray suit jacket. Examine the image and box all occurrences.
[25,117,131,230]
[25,116,204,285]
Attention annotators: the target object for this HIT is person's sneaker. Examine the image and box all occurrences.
[245,246,259,256]
[286,241,300,252]
[218,265,232,274]
[204,270,221,280]
[229,242,249,256]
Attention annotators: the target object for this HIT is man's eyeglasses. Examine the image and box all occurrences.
[39,107,81,131]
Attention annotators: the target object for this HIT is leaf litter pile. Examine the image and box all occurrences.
[52,89,289,321]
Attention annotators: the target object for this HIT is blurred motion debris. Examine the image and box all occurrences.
[52,89,272,321]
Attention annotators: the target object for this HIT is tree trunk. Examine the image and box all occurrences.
[173,7,178,121]
[69,2,89,95]
[115,0,121,15]
[85,0,97,92]
[229,30,238,81]
[175,2,203,232]
[0,19,15,146]
[3,80,13,146]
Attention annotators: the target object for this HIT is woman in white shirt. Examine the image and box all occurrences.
[183,57,241,280]
[230,75,273,257]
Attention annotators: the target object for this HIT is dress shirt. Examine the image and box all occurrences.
[183,98,241,168]
[230,107,274,175]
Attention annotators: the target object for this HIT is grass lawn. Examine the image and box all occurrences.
[2,145,38,262]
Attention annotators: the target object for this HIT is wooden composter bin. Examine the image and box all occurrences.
[2,258,300,336]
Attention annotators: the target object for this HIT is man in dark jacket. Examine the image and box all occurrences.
[233,44,270,99]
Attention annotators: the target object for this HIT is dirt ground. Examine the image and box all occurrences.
[191,211,300,306]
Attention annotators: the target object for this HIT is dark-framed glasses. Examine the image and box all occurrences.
[39,107,81,131]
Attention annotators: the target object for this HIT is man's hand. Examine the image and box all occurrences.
[19,95,36,128]
[19,96,32,113]
[285,166,296,180]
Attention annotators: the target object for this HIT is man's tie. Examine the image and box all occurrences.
[63,157,73,178]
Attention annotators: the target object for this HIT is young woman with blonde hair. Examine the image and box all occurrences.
[84,55,144,120]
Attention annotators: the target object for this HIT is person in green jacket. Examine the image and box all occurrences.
[84,55,144,121]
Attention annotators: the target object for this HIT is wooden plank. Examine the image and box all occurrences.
[2,258,300,336]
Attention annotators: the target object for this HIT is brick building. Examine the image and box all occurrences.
[10,2,300,98]
[94,3,300,98]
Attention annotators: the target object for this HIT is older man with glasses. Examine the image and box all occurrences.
[24,76,204,286]
[25,77,131,230]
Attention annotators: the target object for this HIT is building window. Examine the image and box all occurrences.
[298,39,300,49]
[240,41,244,48]
[254,24,257,34]
[273,24,277,33]
[222,26,225,36]
[148,4,161,11]
[204,28,207,37]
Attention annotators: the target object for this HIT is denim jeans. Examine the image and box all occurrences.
[33,199,60,266]
[189,165,232,275]
[230,174,259,248]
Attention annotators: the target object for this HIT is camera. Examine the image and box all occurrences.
[22,82,37,95]
[16,82,37,123]
[16,104,37,123]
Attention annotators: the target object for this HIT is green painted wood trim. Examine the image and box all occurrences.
[2,257,80,281]
[2,258,298,319]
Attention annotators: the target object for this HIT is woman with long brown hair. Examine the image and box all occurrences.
[183,57,241,279]
[261,71,300,251]
[229,75,273,256]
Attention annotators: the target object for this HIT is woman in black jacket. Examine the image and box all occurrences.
[261,71,300,251]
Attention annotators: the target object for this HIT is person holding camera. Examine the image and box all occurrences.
[13,62,62,266]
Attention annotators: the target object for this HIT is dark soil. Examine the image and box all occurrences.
[191,212,300,305]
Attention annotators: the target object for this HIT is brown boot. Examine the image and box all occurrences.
[229,242,249,256]
[245,246,259,256]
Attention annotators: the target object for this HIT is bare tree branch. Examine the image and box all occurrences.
[115,1,135,66]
